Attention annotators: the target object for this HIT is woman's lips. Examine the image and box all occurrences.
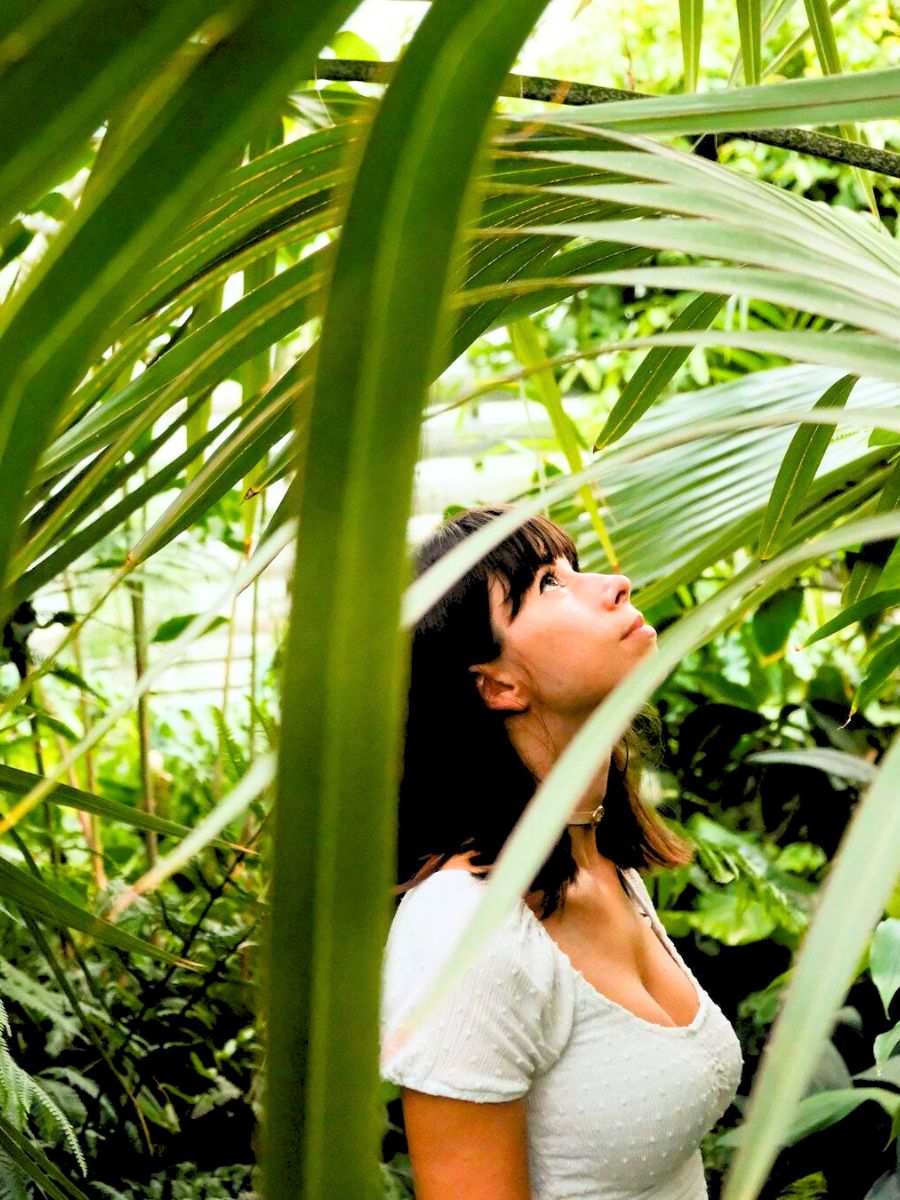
[623,613,656,639]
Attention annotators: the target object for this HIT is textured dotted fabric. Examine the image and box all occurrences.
[380,867,743,1200]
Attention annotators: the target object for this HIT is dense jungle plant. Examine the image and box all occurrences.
[0,1,898,1198]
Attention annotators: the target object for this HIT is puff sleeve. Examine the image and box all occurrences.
[379,871,574,1103]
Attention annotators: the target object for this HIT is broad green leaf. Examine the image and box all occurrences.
[265,0,555,1194]
[759,373,857,560]
[804,589,900,646]
[595,292,727,448]
[793,1086,900,1142]
[870,920,900,1017]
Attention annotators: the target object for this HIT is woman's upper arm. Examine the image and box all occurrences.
[401,1087,532,1200]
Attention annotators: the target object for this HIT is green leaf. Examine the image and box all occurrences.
[595,292,726,449]
[852,625,900,716]
[327,30,379,61]
[265,0,556,1195]
[151,613,228,643]
[843,457,900,605]
[736,0,761,85]
[543,64,900,133]
[0,1112,89,1200]
[775,843,828,876]
[0,856,198,967]
[752,586,805,659]
[874,1024,900,1067]
[870,920,900,1018]
[804,589,900,646]
[758,374,857,561]
[679,0,703,90]
[785,1087,900,1146]
[0,763,233,847]
[747,749,877,787]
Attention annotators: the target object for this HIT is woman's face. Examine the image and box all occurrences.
[470,556,657,718]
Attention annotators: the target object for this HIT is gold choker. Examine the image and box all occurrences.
[566,801,605,828]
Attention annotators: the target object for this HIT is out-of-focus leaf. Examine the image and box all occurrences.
[852,625,900,717]
[752,586,804,659]
[870,919,900,1017]
[595,292,726,449]
[804,589,900,646]
[151,613,228,643]
[758,373,857,561]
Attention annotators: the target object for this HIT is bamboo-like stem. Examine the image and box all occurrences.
[248,491,266,764]
[25,675,62,874]
[313,58,900,182]
[129,576,157,866]
[214,580,241,804]
[64,574,107,891]
[125,471,157,866]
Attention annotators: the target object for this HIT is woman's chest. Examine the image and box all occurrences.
[537,882,701,1029]
[526,998,744,1197]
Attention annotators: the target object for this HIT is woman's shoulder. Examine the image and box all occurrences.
[391,864,528,944]
[386,861,554,984]
[381,863,575,1099]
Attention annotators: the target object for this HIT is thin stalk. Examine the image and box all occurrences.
[315,58,900,181]
[64,573,106,891]
[248,491,265,763]
[125,471,156,865]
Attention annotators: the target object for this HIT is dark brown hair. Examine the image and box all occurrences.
[395,503,694,918]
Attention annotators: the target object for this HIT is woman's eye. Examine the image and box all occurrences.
[540,569,561,592]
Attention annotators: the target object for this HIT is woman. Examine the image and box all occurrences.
[380,504,743,1199]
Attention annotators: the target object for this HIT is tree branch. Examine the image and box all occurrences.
[312,58,900,183]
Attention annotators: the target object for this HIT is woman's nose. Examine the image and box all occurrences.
[604,575,632,607]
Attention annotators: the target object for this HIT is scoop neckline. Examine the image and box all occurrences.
[529,867,707,1036]
[428,864,707,1037]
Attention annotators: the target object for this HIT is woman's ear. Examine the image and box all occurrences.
[468,664,527,713]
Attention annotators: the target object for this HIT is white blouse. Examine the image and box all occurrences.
[380,866,743,1200]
